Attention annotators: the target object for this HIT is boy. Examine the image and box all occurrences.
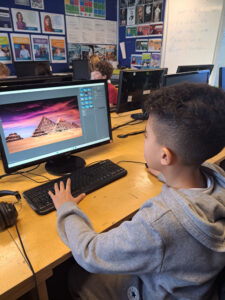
[91,60,118,107]
[49,82,225,300]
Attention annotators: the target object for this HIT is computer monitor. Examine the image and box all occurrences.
[72,59,90,80]
[0,80,111,175]
[163,70,210,87]
[14,61,51,77]
[219,67,225,91]
[176,64,214,74]
[116,68,167,119]
[0,74,73,88]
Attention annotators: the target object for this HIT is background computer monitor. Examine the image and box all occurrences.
[14,61,51,77]
[116,68,167,117]
[219,67,225,91]
[0,80,111,175]
[163,70,210,87]
[176,64,214,74]
[72,59,90,80]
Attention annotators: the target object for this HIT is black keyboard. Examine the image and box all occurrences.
[23,160,127,215]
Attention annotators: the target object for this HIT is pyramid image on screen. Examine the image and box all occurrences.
[6,133,23,143]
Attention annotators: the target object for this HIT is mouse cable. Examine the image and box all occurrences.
[8,224,40,300]
[0,164,40,180]
[112,120,143,131]
[117,160,145,165]
[117,130,145,138]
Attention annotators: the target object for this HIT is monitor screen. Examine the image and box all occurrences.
[219,67,225,91]
[116,68,167,114]
[163,70,210,87]
[176,64,214,74]
[0,80,111,175]
[14,61,51,77]
[72,59,90,80]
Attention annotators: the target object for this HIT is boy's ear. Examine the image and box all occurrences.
[161,147,174,166]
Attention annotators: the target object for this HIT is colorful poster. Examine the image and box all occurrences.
[31,0,45,10]
[105,45,117,61]
[65,0,80,16]
[10,33,32,61]
[135,39,148,51]
[80,44,93,60]
[11,8,40,33]
[148,38,162,51]
[68,43,81,63]
[14,0,30,5]
[126,26,137,37]
[141,52,151,68]
[41,12,65,35]
[49,36,67,63]
[137,25,150,36]
[150,23,163,35]
[131,54,142,66]
[151,52,160,68]
[80,0,93,17]
[0,7,13,31]
[94,44,105,59]
[127,6,135,26]
[120,0,129,8]
[93,0,106,19]
[31,35,50,61]
[120,8,127,26]
[0,34,12,63]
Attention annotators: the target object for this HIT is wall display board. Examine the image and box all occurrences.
[65,0,106,19]
[161,0,224,74]
[118,0,164,67]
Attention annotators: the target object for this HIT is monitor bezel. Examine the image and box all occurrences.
[0,79,112,174]
[219,67,225,89]
[163,70,210,86]
[116,68,168,114]
[176,64,214,74]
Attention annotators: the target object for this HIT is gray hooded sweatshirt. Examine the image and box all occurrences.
[57,163,225,300]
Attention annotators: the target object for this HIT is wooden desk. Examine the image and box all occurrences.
[1,111,225,299]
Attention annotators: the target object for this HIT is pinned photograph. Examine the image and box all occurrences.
[135,39,148,51]
[137,25,150,36]
[126,26,137,37]
[68,43,81,64]
[50,36,67,63]
[148,38,162,51]
[31,0,44,10]
[11,8,40,33]
[120,8,127,26]
[136,5,145,24]
[151,52,160,67]
[41,12,65,34]
[131,54,142,66]
[31,35,50,61]
[149,23,163,35]
[153,1,163,23]
[127,6,135,26]
[144,3,153,23]
[14,0,30,5]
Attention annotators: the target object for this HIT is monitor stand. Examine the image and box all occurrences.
[45,155,85,176]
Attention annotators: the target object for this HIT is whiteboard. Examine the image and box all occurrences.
[161,0,224,75]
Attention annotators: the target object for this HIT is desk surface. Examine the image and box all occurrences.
[1,111,225,299]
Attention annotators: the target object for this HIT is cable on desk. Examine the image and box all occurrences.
[117,130,145,138]
[0,164,41,180]
[9,224,40,300]
[111,113,134,119]
[112,120,144,131]
[117,160,146,165]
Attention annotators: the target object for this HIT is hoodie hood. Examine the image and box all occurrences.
[162,163,225,252]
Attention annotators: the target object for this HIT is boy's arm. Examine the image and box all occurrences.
[56,200,164,275]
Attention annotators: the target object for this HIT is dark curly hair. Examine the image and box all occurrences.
[94,61,113,80]
[145,82,225,165]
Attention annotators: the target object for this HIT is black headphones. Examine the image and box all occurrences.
[0,190,21,231]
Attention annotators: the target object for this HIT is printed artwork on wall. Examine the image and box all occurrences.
[0,34,12,63]
[10,33,32,61]
[11,8,41,33]
[41,12,65,35]
[65,0,106,19]
[49,36,67,63]
[31,35,50,61]
[31,0,45,10]
[0,7,13,31]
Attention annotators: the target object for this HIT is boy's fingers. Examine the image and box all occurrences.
[75,193,86,204]
[54,182,59,192]
[66,178,71,192]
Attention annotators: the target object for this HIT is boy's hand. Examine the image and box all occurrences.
[48,178,86,210]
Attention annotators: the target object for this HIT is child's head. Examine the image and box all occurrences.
[92,61,113,80]
[0,63,10,78]
[144,83,225,170]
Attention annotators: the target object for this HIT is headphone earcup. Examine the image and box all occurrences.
[0,202,18,231]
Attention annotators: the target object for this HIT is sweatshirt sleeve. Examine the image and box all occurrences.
[57,201,164,275]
